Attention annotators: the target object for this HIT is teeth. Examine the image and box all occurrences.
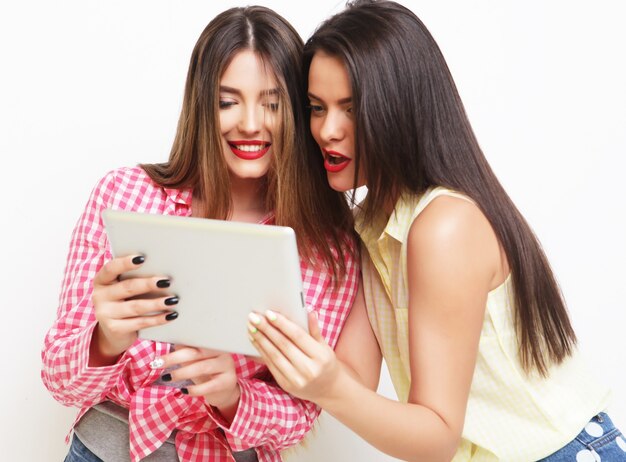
[234,144,266,152]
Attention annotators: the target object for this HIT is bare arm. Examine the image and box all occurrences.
[334,280,382,390]
[250,196,507,461]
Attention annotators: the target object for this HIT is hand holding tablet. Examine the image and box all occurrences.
[102,209,308,356]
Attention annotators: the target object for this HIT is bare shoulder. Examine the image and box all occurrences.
[409,194,493,245]
[407,194,504,288]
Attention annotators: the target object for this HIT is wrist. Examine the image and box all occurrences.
[316,365,353,411]
[89,325,124,367]
[209,383,241,424]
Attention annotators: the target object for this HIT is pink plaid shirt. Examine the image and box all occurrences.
[41,166,359,462]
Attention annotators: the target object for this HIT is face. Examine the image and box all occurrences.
[219,50,280,181]
[308,52,364,192]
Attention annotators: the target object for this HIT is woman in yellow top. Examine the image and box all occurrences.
[246,1,626,461]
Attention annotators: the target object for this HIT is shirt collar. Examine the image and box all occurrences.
[163,187,274,225]
[164,187,193,207]
[356,193,421,246]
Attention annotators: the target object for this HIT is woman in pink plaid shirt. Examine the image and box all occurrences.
[41,6,359,462]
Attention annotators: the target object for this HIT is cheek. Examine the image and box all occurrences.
[309,118,322,144]
[264,113,280,138]
[219,110,238,135]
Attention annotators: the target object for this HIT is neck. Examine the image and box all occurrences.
[191,175,269,223]
[229,175,268,223]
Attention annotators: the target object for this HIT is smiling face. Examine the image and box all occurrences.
[219,50,280,181]
[308,51,365,192]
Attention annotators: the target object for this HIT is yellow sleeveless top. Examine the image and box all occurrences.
[355,187,611,461]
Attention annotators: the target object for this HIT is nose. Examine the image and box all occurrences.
[317,109,344,143]
[238,104,262,135]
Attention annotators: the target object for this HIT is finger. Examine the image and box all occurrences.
[93,255,145,286]
[249,333,292,389]
[107,310,177,335]
[160,346,219,369]
[248,321,305,388]
[102,276,172,303]
[307,311,324,342]
[181,374,238,399]
[249,313,312,365]
[255,310,325,359]
[166,358,222,384]
[194,347,224,358]
[99,295,178,320]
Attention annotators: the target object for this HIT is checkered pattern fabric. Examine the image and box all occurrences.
[355,186,611,461]
[42,166,359,462]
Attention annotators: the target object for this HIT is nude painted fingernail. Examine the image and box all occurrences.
[265,310,277,322]
[248,324,258,334]
[248,335,256,343]
[248,312,262,325]
[150,357,164,369]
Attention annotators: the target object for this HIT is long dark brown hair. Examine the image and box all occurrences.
[304,0,576,375]
[142,6,354,280]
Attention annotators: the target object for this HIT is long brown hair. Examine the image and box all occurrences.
[142,6,355,280]
[304,0,576,374]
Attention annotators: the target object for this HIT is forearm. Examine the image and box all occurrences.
[319,366,459,462]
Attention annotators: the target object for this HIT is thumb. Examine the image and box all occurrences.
[308,311,324,342]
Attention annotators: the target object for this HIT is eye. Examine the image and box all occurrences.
[219,99,236,109]
[264,102,279,112]
[307,103,325,116]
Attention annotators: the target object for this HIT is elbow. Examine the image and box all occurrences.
[407,430,461,462]
[440,437,462,462]
[408,446,459,462]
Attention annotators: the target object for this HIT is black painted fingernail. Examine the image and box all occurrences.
[156,279,170,289]
[161,373,172,382]
[132,255,145,265]
[164,296,179,306]
[165,311,178,321]
[181,387,189,395]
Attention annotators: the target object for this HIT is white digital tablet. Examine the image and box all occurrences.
[102,209,307,356]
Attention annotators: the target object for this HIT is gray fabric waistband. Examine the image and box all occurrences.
[74,401,178,461]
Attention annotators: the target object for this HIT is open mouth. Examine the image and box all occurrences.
[228,140,271,160]
[323,149,351,173]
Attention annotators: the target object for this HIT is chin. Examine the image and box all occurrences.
[227,159,271,181]
[233,169,269,180]
[327,175,353,193]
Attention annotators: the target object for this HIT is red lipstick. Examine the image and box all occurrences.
[323,149,351,173]
[228,140,271,160]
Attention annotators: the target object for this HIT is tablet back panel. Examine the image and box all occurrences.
[102,209,307,356]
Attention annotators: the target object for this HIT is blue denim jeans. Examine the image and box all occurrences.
[64,434,103,462]
[539,413,626,461]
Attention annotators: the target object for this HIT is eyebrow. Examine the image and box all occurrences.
[220,86,280,97]
[308,91,352,105]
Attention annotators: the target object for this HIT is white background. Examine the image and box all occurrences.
[1,1,624,460]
